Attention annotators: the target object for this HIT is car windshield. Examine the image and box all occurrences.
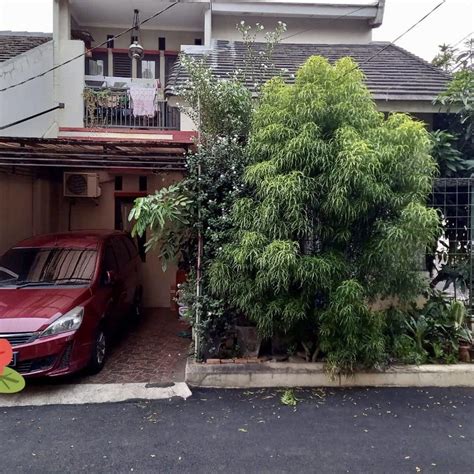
[0,247,97,288]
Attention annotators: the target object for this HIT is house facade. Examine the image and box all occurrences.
[0,0,450,309]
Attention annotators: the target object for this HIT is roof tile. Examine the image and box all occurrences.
[0,32,52,63]
[167,41,451,102]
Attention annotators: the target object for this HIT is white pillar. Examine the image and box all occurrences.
[108,49,113,77]
[54,0,70,42]
[132,58,138,79]
[204,7,212,46]
[160,51,166,92]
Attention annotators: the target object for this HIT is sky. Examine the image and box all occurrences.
[0,0,472,61]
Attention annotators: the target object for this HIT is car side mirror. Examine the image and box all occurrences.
[104,270,117,286]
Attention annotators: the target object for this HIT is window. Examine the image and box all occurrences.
[141,60,156,79]
[86,52,108,76]
[106,35,115,48]
[194,38,202,46]
[158,37,166,51]
[139,176,147,191]
[138,55,159,80]
[87,59,104,76]
[0,248,97,287]
[113,54,132,77]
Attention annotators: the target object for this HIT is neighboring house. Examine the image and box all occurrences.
[0,0,451,310]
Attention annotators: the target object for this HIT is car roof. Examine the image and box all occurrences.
[14,230,127,249]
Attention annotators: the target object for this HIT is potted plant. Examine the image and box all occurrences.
[235,315,262,358]
[458,325,472,362]
[449,301,473,362]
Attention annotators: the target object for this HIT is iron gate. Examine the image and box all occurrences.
[430,178,474,322]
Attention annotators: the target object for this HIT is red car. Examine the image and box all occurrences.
[0,231,143,377]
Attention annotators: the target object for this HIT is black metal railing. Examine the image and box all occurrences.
[83,88,180,130]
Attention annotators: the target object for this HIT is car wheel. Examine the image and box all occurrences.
[88,327,107,374]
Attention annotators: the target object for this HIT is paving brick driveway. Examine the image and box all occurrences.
[82,308,191,384]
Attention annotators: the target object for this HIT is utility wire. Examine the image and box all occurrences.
[0,0,448,93]
[360,1,446,66]
[452,31,473,47]
[338,0,447,77]
[0,2,178,93]
[281,5,373,42]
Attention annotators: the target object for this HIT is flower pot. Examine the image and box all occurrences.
[235,325,262,358]
[459,344,471,363]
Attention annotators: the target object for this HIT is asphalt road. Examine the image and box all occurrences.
[1,387,473,473]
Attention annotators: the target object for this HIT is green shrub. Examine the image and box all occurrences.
[210,56,439,373]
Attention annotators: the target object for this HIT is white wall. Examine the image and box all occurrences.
[212,16,372,44]
[0,42,56,138]
[54,40,85,129]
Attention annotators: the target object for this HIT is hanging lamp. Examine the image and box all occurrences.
[128,9,144,60]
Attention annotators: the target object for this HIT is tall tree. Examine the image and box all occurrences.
[210,57,440,374]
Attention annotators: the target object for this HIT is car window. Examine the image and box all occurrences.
[0,247,97,287]
[111,237,130,268]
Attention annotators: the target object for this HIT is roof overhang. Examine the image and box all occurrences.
[0,134,196,171]
[374,98,459,114]
[209,1,380,22]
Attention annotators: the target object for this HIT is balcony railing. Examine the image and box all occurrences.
[83,87,180,130]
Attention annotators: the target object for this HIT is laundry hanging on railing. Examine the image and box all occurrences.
[129,86,156,117]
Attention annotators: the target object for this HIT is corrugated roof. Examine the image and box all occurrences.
[0,32,52,63]
[167,40,451,102]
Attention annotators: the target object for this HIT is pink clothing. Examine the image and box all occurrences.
[130,87,156,117]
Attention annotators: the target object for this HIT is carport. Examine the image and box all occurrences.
[0,132,194,383]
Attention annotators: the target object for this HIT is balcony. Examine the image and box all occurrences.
[83,79,180,130]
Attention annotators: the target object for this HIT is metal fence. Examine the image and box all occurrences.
[83,88,180,130]
[429,178,474,320]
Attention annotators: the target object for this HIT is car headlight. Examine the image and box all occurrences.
[40,307,84,338]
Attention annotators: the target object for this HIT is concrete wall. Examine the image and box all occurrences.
[0,167,181,309]
[56,170,182,308]
[0,170,57,256]
[212,16,372,44]
[0,42,56,138]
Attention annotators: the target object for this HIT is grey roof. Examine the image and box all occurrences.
[0,32,52,63]
[167,40,451,102]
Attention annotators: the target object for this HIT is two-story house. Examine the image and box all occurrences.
[0,0,451,310]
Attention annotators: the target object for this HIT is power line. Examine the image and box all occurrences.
[0,2,178,93]
[281,5,373,42]
[340,0,447,77]
[453,31,473,47]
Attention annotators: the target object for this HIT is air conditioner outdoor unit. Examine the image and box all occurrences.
[64,172,101,198]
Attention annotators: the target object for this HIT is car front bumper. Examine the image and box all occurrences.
[8,331,91,377]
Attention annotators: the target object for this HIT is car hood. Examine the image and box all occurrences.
[0,287,91,333]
